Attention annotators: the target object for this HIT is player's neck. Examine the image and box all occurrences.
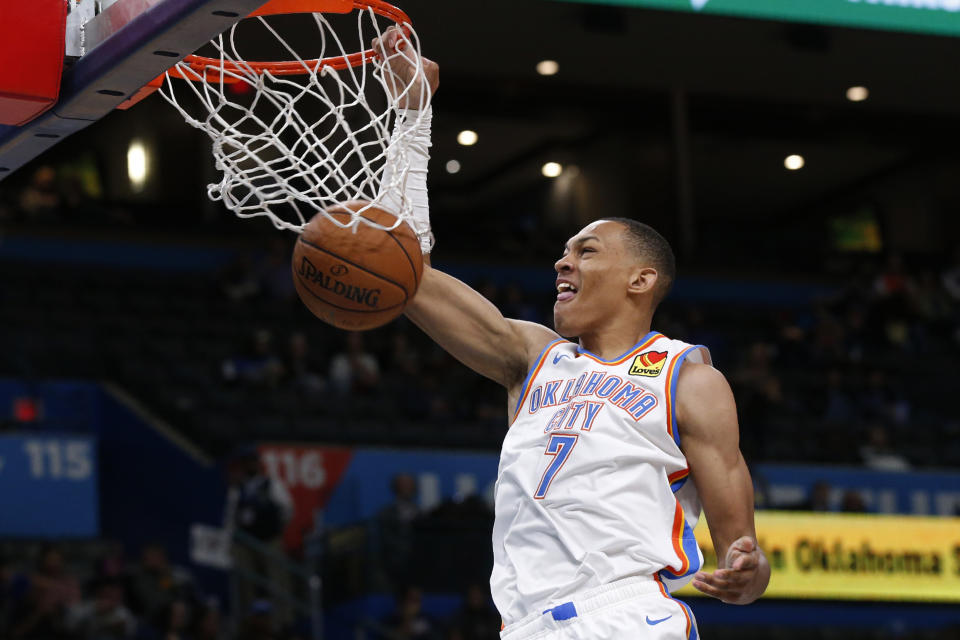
[578,316,654,361]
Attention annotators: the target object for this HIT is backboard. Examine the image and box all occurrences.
[0,0,268,180]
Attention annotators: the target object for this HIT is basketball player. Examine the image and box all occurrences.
[372,29,769,639]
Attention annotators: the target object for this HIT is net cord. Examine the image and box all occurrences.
[157,6,432,242]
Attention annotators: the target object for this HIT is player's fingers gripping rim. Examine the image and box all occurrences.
[372,26,408,60]
[370,26,399,60]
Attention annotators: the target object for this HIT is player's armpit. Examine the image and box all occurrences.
[405,264,560,389]
[676,363,771,605]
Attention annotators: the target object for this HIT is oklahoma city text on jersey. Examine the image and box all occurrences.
[491,332,712,630]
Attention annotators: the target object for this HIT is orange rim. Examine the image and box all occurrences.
[168,0,413,83]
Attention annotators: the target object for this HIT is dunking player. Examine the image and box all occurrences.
[372,29,769,639]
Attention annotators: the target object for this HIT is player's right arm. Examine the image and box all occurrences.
[373,28,559,393]
[405,265,559,391]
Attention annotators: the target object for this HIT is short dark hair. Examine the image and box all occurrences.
[601,217,676,306]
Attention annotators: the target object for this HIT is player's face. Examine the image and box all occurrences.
[553,221,636,337]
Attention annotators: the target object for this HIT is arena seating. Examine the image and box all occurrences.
[1,245,957,467]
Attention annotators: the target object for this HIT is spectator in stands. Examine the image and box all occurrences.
[237,600,277,640]
[137,597,190,640]
[732,341,784,458]
[222,330,285,388]
[810,307,847,365]
[734,342,783,401]
[18,165,62,222]
[385,331,432,419]
[911,271,954,349]
[375,473,420,590]
[501,284,539,324]
[469,376,507,425]
[329,332,380,395]
[858,370,910,427]
[219,252,262,302]
[872,254,918,350]
[841,305,869,363]
[225,448,294,629]
[9,544,80,639]
[840,490,869,513]
[859,424,911,472]
[66,576,137,639]
[381,586,439,640]
[258,239,297,302]
[283,332,325,394]
[874,253,914,299]
[941,246,960,302]
[446,584,500,640]
[94,543,127,584]
[788,481,833,512]
[387,331,422,377]
[821,369,857,426]
[189,602,223,640]
[0,552,22,635]
[682,306,730,366]
[125,542,195,623]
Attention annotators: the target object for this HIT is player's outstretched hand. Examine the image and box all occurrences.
[691,536,770,605]
[371,26,439,110]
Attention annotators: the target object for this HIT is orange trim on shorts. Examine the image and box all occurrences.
[654,573,693,639]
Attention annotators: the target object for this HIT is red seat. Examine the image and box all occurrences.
[0,0,68,125]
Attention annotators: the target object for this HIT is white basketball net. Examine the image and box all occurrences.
[157,6,431,240]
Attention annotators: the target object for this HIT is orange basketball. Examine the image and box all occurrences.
[291,201,423,331]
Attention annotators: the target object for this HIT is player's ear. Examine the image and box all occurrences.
[627,267,658,297]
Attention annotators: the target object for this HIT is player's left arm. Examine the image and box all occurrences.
[676,362,770,605]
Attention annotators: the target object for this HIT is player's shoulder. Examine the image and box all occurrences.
[504,319,565,384]
[675,361,736,424]
[676,361,727,389]
[508,319,564,355]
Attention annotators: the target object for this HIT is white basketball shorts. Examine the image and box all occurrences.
[499,576,699,640]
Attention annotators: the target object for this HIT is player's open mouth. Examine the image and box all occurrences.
[556,281,578,302]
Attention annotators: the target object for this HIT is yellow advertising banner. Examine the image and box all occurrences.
[673,511,960,602]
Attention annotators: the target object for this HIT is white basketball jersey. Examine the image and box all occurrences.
[491,331,711,625]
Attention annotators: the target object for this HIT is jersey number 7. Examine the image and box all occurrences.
[533,434,579,499]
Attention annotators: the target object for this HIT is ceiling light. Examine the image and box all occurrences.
[784,154,805,171]
[536,60,560,76]
[846,86,869,102]
[446,160,461,174]
[457,130,478,146]
[542,162,563,178]
[127,140,149,191]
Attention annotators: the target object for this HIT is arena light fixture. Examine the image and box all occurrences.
[127,140,149,190]
[784,154,805,171]
[846,86,869,102]
[542,162,563,178]
[536,60,560,76]
[446,159,461,174]
[457,130,478,146]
